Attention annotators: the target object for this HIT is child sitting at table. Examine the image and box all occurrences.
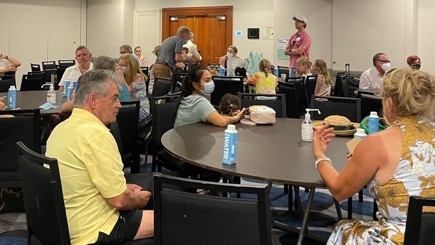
[246,59,278,95]
[218,93,241,116]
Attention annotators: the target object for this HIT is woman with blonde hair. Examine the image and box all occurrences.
[312,67,435,244]
[311,59,332,96]
[117,53,151,139]
[246,59,278,95]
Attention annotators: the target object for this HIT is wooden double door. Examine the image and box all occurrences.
[162,6,233,66]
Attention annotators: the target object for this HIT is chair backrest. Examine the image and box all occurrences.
[16,141,71,245]
[31,63,41,72]
[304,74,318,101]
[340,74,360,98]
[152,77,172,97]
[154,174,272,245]
[42,61,57,70]
[210,76,244,106]
[277,83,300,118]
[404,196,435,245]
[311,95,361,122]
[284,76,306,115]
[238,92,287,118]
[171,72,187,93]
[333,72,345,97]
[111,101,140,172]
[0,74,15,92]
[58,59,75,68]
[151,94,182,150]
[141,67,149,77]
[0,109,41,188]
[20,73,46,91]
[359,93,383,120]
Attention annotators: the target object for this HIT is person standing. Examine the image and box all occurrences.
[154,26,192,79]
[46,70,154,245]
[285,15,312,78]
[0,52,21,76]
[58,46,93,91]
[359,52,391,90]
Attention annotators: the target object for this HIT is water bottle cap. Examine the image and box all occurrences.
[227,124,236,130]
[356,128,366,135]
[370,111,378,116]
[9,85,15,89]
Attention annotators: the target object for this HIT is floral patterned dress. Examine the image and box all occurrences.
[327,116,435,245]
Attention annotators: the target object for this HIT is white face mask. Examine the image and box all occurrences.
[381,62,391,72]
[121,66,127,74]
[203,81,215,94]
[226,52,233,57]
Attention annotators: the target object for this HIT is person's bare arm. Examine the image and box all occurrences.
[0,54,21,68]
[175,52,190,63]
[107,188,151,210]
[206,108,246,127]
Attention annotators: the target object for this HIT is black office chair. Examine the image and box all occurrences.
[304,74,318,104]
[238,92,287,118]
[171,72,187,93]
[0,74,15,92]
[404,196,435,245]
[210,76,244,107]
[360,93,383,120]
[310,95,361,123]
[141,67,149,77]
[17,141,154,245]
[42,61,56,70]
[58,59,75,67]
[277,83,300,118]
[110,101,141,173]
[17,141,71,245]
[0,109,41,189]
[30,63,41,72]
[277,66,289,78]
[20,73,47,91]
[151,77,172,97]
[154,174,272,245]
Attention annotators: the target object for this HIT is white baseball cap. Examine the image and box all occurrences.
[293,15,307,24]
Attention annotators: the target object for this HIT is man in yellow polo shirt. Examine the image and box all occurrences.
[46,70,153,245]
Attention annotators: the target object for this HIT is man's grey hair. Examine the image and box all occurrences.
[93,55,117,71]
[177,26,191,38]
[74,70,120,107]
[120,44,133,53]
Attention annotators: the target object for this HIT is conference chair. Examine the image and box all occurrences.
[277,66,289,79]
[58,59,75,67]
[110,101,141,173]
[0,109,41,189]
[0,74,15,92]
[210,76,244,107]
[17,142,154,245]
[30,63,41,72]
[404,196,435,245]
[154,174,272,245]
[20,73,47,91]
[284,76,306,115]
[42,61,56,70]
[360,93,383,120]
[171,72,187,93]
[238,92,287,118]
[310,95,361,123]
[277,82,300,118]
[304,74,318,104]
[151,77,172,97]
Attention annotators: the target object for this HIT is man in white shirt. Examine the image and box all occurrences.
[359,53,390,90]
[59,46,93,91]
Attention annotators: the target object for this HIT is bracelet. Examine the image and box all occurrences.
[315,156,332,169]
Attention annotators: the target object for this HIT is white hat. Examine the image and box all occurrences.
[293,15,307,24]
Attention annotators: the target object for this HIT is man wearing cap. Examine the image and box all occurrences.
[285,15,311,77]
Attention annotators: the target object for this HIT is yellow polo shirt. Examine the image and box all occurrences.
[46,108,127,245]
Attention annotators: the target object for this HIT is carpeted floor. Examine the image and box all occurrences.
[0,164,376,245]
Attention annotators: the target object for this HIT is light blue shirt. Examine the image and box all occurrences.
[174,94,216,128]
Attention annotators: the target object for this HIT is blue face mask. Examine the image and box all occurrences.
[203,81,215,94]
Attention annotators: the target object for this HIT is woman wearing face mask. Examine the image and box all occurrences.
[218,46,246,76]
[406,55,422,70]
[174,66,246,128]
[117,54,151,139]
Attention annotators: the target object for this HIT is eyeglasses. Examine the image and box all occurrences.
[377,59,390,63]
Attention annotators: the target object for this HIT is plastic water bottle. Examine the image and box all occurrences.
[301,109,321,141]
[7,85,17,109]
[368,111,379,134]
[354,128,367,139]
[46,84,56,104]
[222,124,238,165]
[64,80,71,97]
[67,82,74,101]
[219,66,226,76]
[274,66,279,77]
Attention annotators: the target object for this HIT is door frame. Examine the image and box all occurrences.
[161,6,233,45]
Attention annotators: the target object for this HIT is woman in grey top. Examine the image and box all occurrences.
[174,66,246,128]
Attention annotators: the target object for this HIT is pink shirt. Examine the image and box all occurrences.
[287,30,311,68]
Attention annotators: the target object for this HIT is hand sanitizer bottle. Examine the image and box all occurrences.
[8,85,17,109]
[223,124,238,165]
[302,109,321,141]
[47,84,56,104]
